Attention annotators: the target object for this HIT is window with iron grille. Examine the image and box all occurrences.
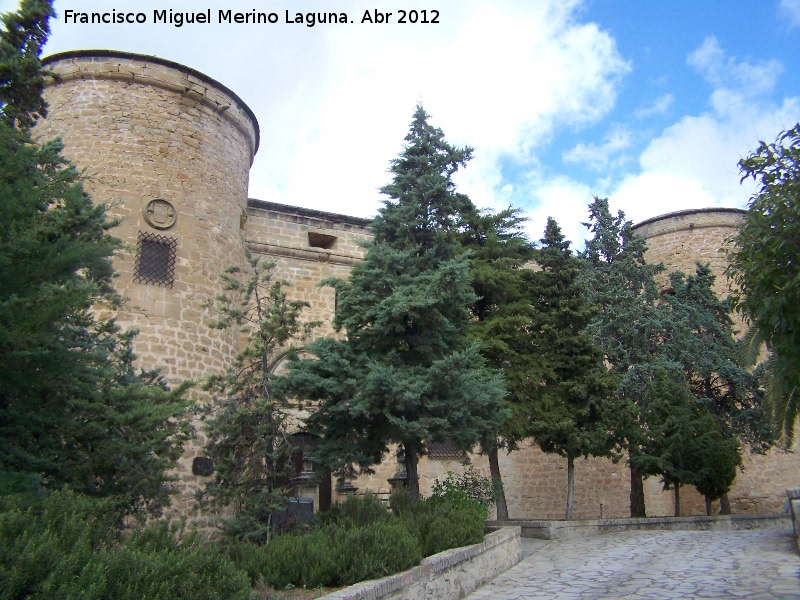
[427,439,465,460]
[134,231,177,287]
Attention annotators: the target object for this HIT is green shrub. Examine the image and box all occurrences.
[84,524,251,600]
[388,486,416,515]
[395,498,485,557]
[430,468,494,517]
[0,489,124,600]
[320,492,389,528]
[0,488,251,600]
[235,520,421,589]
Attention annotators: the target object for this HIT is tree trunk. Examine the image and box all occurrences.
[566,455,575,520]
[629,461,646,517]
[488,444,509,521]
[704,495,712,516]
[405,446,420,500]
[719,492,731,515]
[673,483,680,517]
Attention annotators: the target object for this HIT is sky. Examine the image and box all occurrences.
[4,0,800,244]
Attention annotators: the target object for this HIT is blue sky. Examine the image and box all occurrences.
[3,0,799,244]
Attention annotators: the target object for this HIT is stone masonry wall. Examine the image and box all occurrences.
[35,51,259,514]
[633,208,800,516]
[35,50,795,522]
[244,199,370,342]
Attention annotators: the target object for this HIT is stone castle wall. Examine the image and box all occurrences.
[244,199,371,342]
[633,208,799,516]
[37,51,259,512]
[36,51,796,521]
[632,208,744,294]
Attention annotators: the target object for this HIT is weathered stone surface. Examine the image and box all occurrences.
[34,51,800,524]
[466,526,800,599]
[320,527,521,600]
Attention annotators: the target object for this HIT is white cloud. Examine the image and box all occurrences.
[563,127,632,170]
[780,0,800,28]
[27,0,629,221]
[688,36,782,98]
[514,174,596,246]
[634,94,674,119]
[601,39,800,229]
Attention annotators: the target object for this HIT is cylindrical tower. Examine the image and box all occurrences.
[632,207,745,295]
[633,207,800,515]
[35,50,260,511]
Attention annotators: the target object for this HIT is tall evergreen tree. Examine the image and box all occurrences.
[580,196,663,517]
[200,253,313,542]
[656,264,772,513]
[660,264,772,452]
[287,105,508,498]
[0,0,53,128]
[460,206,536,520]
[527,218,619,520]
[0,0,192,515]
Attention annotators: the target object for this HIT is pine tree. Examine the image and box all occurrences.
[288,105,508,499]
[200,253,313,541]
[580,196,663,517]
[0,0,192,516]
[460,206,536,520]
[527,218,620,520]
[0,0,53,128]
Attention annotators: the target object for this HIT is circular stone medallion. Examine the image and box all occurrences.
[143,198,177,229]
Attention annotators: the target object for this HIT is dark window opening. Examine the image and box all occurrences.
[428,439,465,460]
[308,232,337,249]
[134,231,177,287]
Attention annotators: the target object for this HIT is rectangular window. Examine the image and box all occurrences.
[134,231,177,287]
[427,439,464,460]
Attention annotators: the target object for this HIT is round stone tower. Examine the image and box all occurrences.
[35,50,260,510]
[632,207,745,295]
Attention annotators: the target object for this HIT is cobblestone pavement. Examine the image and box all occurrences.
[467,528,800,599]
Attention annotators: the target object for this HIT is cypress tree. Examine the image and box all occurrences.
[526,217,619,520]
[460,206,536,520]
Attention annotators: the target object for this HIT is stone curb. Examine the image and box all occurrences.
[319,526,521,600]
[492,514,791,540]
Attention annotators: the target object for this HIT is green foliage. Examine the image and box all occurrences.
[459,206,536,517]
[391,493,486,557]
[228,489,487,590]
[231,521,421,589]
[527,218,621,457]
[580,197,663,398]
[320,491,389,528]
[728,123,800,445]
[660,264,772,453]
[0,111,191,516]
[525,217,621,518]
[201,252,314,542]
[429,468,495,517]
[632,372,740,509]
[580,197,770,515]
[0,488,252,600]
[287,105,508,497]
[0,0,53,128]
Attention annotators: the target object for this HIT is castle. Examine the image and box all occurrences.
[36,50,799,519]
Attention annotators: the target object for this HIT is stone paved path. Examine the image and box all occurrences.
[467,528,800,599]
